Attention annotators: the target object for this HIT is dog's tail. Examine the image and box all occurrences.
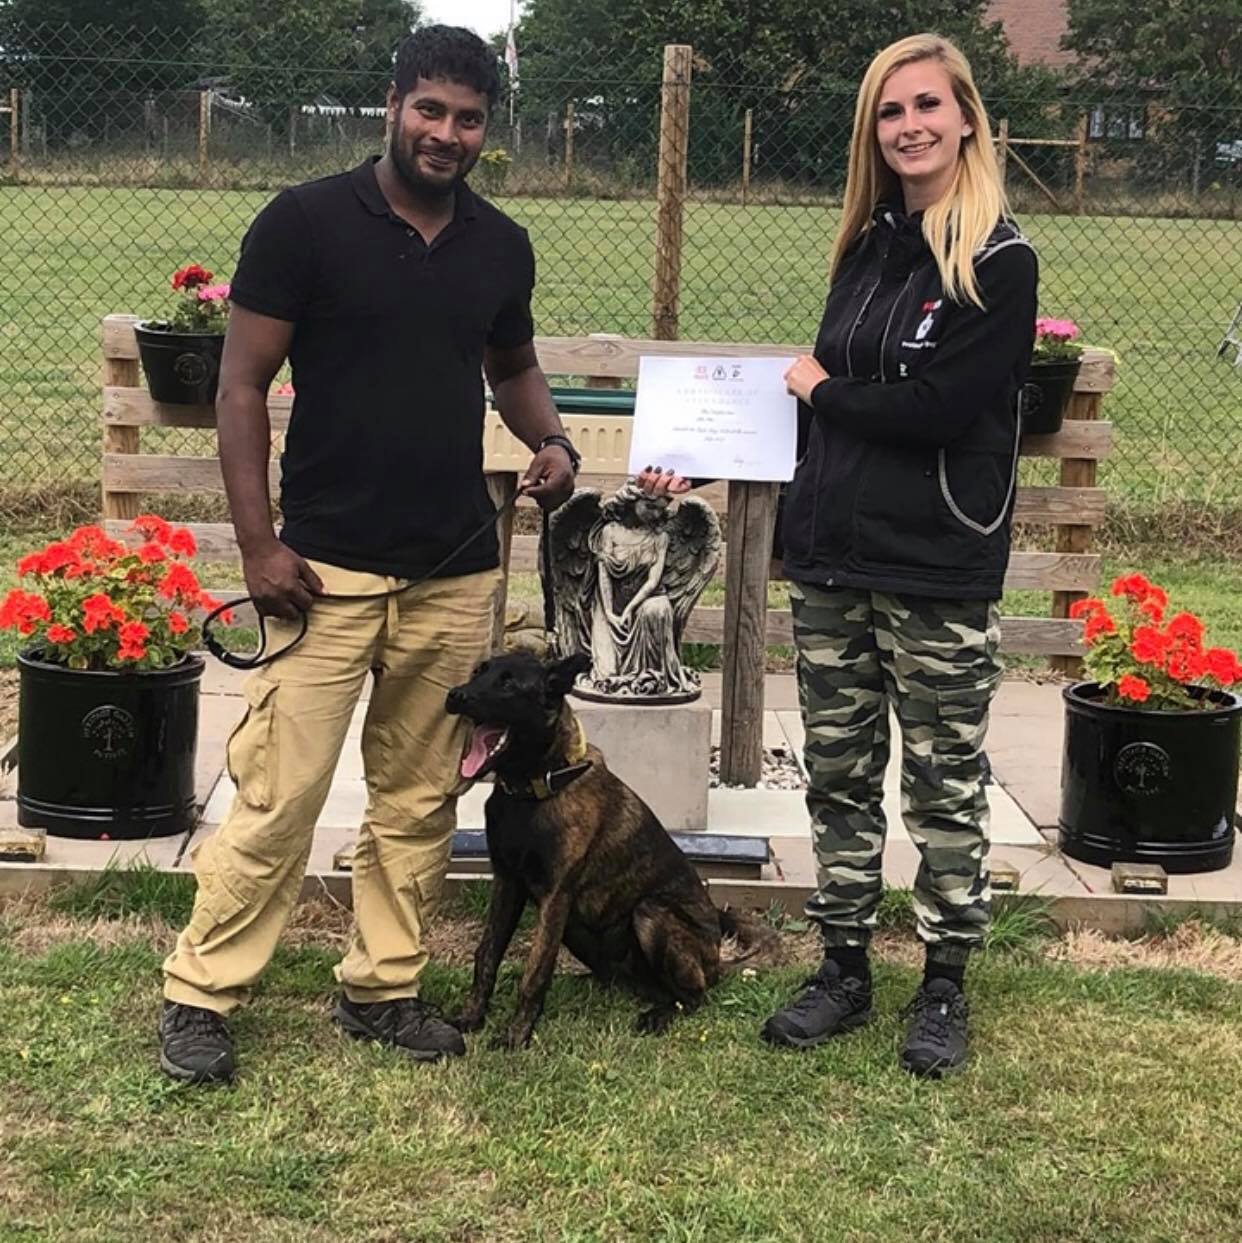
[717,905,785,969]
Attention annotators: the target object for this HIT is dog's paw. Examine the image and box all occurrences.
[634,1006,677,1035]
[488,1026,533,1052]
[448,1008,486,1033]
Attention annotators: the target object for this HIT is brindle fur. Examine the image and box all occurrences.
[445,651,742,1049]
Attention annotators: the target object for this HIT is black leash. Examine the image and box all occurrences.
[203,489,531,670]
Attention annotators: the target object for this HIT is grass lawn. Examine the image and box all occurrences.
[2,185,1241,505]
[2,877,1242,1242]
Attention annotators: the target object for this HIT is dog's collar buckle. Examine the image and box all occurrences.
[501,760,593,801]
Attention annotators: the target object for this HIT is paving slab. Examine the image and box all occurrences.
[5,670,1240,929]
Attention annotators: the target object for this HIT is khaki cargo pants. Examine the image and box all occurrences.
[163,559,502,1015]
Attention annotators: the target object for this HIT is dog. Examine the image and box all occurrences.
[445,650,769,1049]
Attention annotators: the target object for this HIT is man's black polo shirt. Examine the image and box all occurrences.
[228,156,535,578]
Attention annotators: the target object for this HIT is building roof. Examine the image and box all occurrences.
[987,0,1077,68]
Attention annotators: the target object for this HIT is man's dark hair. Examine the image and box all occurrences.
[393,25,500,110]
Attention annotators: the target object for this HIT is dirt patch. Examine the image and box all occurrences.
[1048,921,1242,981]
[0,670,17,747]
[7,893,1242,983]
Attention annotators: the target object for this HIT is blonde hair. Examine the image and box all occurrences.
[831,33,1007,307]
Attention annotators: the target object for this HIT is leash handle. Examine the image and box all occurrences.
[202,600,308,670]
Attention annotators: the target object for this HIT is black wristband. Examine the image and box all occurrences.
[537,433,581,473]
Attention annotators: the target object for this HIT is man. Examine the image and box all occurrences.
[159,25,579,1084]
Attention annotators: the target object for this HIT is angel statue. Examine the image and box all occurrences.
[541,480,722,702]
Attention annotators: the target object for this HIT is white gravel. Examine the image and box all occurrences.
[709,745,806,790]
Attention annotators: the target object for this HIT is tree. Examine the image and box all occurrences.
[513,0,1041,187]
[0,0,209,144]
[202,0,422,121]
[1063,0,1242,190]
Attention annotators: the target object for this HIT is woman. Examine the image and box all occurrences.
[642,33,1036,1077]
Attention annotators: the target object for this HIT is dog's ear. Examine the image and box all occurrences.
[545,652,591,698]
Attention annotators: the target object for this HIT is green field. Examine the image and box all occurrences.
[2,186,1241,505]
[3,878,1242,1242]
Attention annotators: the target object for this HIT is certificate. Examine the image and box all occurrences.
[626,355,798,482]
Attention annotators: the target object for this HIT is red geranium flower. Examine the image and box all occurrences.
[1165,612,1205,644]
[170,263,213,291]
[1116,674,1151,703]
[1206,648,1242,686]
[46,623,77,644]
[132,514,173,544]
[0,589,52,634]
[158,562,201,602]
[81,593,126,634]
[167,527,197,557]
[1084,612,1117,641]
[1130,625,1170,668]
[168,612,190,635]
[1069,597,1107,621]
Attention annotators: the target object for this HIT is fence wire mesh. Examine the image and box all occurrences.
[2,23,1241,527]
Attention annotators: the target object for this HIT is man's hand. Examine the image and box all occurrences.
[784,355,830,404]
[521,445,576,510]
[636,466,693,498]
[242,541,325,618]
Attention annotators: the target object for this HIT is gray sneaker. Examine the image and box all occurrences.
[334,995,466,1062]
[159,1001,236,1085]
[761,960,873,1049]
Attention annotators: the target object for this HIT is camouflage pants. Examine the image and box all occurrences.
[791,582,1002,961]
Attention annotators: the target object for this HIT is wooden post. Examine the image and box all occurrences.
[651,44,692,341]
[1074,113,1088,215]
[9,89,19,167]
[997,117,1009,188]
[101,314,143,522]
[1050,386,1102,677]
[741,107,753,206]
[198,90,211,185]
[586,332,623,389]
[485,472,519,651]
[720,480,778,786]
[563,99,575,189]
[290,106,299,158]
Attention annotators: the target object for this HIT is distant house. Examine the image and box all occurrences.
[986,0,1076,69]
[987,0,1150,145]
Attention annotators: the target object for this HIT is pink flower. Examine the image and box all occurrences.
[1035,317,1079,342]
[273,381,295,396]
[196,283,231,302]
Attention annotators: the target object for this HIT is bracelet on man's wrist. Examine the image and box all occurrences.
[537,433,581,473]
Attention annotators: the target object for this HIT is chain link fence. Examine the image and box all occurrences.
[2,24,1241,532]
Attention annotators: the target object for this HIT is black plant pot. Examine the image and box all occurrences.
[16,650,204,840]
[1059,681,1241,873]
[134,321,224,406]
[1021,358,1082,436]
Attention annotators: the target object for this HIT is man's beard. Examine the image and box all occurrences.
[390,138,463,200]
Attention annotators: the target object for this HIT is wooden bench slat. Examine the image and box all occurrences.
[104,383,1114,469]
[103,314,1114,393]
[683,607,1083,656]
[111,520,1101,598]
[103,453,266,494]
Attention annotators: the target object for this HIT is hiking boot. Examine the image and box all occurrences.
[899,978,970,1078]
[158,1001,235,1085]
[760,959,872,1049]
[334,995,466,1063]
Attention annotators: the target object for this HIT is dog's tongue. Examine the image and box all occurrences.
[461,723,508,780]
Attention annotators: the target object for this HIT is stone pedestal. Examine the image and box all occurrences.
[570,695,711,831]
